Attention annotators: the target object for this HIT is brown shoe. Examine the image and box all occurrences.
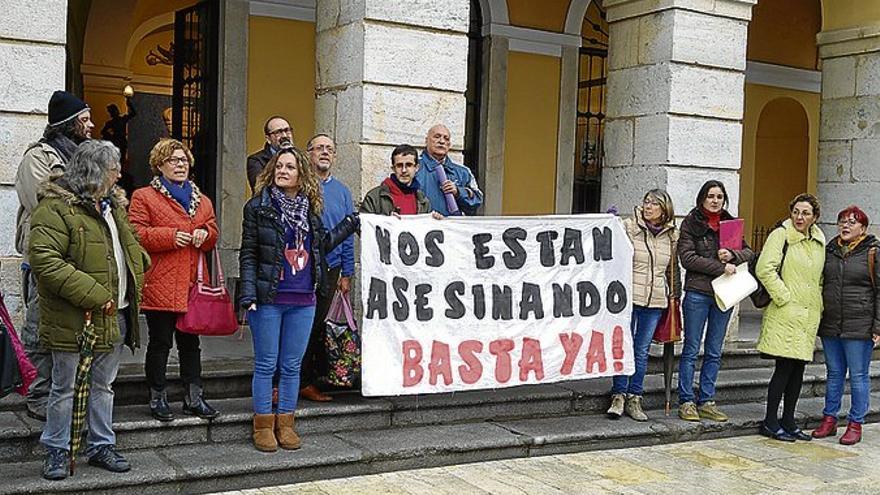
[275,412,302,450]
[252,414,278,452]
[300,384,333,402]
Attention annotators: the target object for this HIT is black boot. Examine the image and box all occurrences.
[149,388,174,422]
[182,384,219,420]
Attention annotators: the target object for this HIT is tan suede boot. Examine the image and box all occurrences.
[252,414,278,452]
[275,413,302,450]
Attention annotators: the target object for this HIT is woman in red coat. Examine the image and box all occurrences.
[129,139,219,421]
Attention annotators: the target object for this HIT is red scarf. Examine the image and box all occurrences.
[701,207,721,232]
[384,176,418,215]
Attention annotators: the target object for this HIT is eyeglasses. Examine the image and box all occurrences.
[837,218,861,227]
[267,127,292,137]
[308,144,335,154]
[164,156,189,166]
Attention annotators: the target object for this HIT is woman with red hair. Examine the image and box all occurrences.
[812,205,880,445]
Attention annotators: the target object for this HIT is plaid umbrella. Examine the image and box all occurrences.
[69,311,98,476]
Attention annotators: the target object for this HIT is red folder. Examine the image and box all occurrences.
[719,219,744,250]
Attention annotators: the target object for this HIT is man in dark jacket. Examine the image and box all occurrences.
[14,90,93,422]
[246,116,293,192]
[361,144,432,216]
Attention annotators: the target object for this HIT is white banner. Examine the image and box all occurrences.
[359,214,634,396]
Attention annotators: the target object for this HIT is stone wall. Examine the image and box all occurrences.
[0,0,68,320]
[816,25,880,236]
[314,0,470,200]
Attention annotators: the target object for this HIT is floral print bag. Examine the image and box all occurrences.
[323,289,361,387]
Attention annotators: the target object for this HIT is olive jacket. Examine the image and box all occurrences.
[28,177,149,353]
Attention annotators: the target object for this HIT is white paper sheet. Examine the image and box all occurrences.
[711,263,758,312]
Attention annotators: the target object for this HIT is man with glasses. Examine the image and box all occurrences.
[14,90,94,422]
[299,134,356,401]
[246,116,294,191]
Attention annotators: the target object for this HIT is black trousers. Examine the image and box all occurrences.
[764,356,807,430]
[300,265,341,387]
[144,310,202,391]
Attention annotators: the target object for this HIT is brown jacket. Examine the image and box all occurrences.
[677,207,755,296]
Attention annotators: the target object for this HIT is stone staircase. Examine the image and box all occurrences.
[2,326,880,494]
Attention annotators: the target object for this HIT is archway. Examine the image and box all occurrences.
[752,98,809,245]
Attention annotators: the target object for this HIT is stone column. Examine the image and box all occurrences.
[816,25,880,235]
[477,34,508,216]
[602,0,755,213]
[217,0,248,272]
[0,0,68,319]
[314,0,470,201]
[602,0,755,344]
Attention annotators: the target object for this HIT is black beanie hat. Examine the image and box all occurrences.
[48,90,89,126]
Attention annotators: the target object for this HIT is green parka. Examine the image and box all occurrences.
[755,219,826,361]
[28,177,150,353]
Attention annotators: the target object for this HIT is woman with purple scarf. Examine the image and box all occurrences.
[239,147,358,452]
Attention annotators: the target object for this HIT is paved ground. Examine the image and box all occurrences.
[212,423,880,495]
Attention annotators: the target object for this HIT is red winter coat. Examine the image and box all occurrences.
[129,177,219,312]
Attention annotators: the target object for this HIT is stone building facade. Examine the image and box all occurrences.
[1,0,879,323]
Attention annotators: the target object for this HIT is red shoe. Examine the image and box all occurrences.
[811,415,838,439]
[839,422,862,445]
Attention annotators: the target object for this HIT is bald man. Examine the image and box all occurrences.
[415,124,483,216]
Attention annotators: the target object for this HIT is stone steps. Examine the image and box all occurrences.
[5,342,866,413]
[3,393,877,495]
[3,362,879,464]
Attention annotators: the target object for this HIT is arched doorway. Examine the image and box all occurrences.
[753,98,809,244]
[573,1,608,213]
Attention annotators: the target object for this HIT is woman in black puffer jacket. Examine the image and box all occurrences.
[812,206,880,445]
[239,146,358,452]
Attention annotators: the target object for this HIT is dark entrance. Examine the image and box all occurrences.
[573,2,608,214]
[172,0,219,200]
[463,0,484,179]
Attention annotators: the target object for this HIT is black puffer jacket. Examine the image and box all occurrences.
[238,188,358,308]
[819,235,880,340]
[678,207,755,296]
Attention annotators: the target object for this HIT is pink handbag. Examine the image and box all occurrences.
[176,251,239,336]
[0,292,36,395]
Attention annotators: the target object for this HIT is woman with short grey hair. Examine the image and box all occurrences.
[29,140,149,480]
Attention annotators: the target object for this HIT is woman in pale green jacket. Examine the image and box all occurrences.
[755,193,825,442]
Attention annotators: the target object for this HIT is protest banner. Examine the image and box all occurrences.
[359,213,634,396]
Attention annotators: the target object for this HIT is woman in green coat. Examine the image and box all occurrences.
[29,140,149,480]
[755,193,825,442]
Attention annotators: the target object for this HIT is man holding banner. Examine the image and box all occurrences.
[416,125,483,216]
[358,213,634,396]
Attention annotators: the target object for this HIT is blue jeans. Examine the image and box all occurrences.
[678,291,732,404]
[821,336,874,424]
[249,304,316,414]
[41,311,127,456]
[612,305,663,396]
